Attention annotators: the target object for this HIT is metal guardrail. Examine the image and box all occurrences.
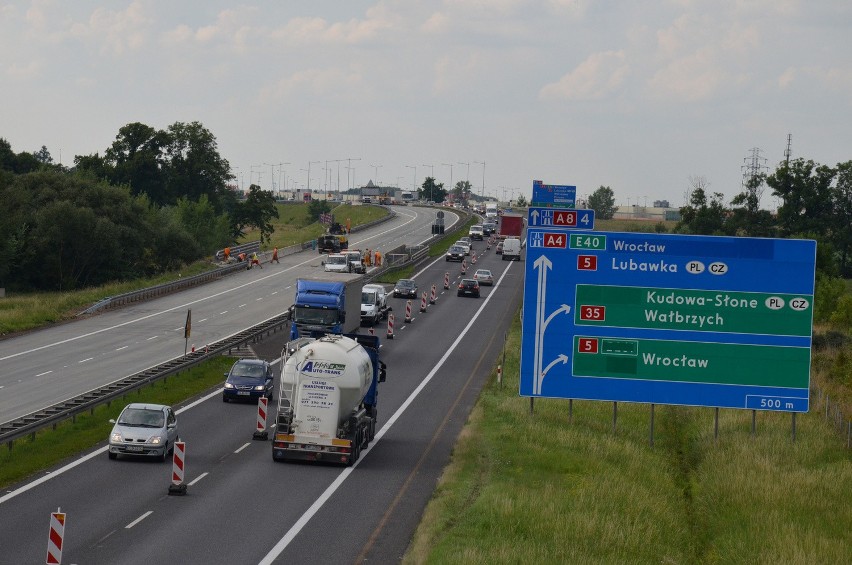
[3,205,427,449]
[1,312,293,450]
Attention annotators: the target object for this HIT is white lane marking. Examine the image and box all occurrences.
[173,327,183,331]
[78,358,93,363]
[198,318,208,323]
[1,208,435,364]
[219,311,228,315]
[115,346,128,351]
[239,304,247,308]
[36,371,53,377]
[255,298,263,301]
[234,442,251,454]
[188,472,209,486]
[125,510,153,529]
[271,291,278,295]
[258,259,515,564]
[146,336,158,341]
[0,388,223,506]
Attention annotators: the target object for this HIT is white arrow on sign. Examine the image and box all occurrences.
[541,353,569,382]
[530,209,540,225]
[533,255,551,395]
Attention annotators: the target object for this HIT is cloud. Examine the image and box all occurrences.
[258,67,365,102]
[68,1,152,56]
[271,14,393,45]
[539,50,628,101]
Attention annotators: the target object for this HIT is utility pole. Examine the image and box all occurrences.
[306,161,320,191]
[441,162,454,197]
[406,165,417,193]
[369,163,383,185]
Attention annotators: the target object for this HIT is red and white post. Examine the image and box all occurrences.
[253,397,269,440]
[420,292,428,312]
[472,252,477,265]
[168,441,187,495]
[430,284,437,304]
[444,271,450,290]
[461,259,467,275]
[386,313,395,339]
[46,509,65,565]
[405,300,413,323]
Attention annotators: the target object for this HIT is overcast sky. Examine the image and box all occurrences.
[2,1,850,207]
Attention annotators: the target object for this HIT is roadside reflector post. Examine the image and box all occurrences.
[386,313,395,339]
[253,397,269,440]
[168,441,187,495]
[46,508,65,565]
[405,300,413,323]
[430,284,437,305]
[496,364,502,385]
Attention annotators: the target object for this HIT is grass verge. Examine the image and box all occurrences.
[405,310,852,564]
[0,357,234,490]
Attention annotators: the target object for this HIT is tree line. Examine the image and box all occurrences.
[0,122,277,292]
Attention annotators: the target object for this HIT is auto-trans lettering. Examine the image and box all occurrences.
[611,258,677,272]
[300,360,346,376]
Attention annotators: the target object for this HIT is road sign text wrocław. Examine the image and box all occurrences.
[520,230,816,412]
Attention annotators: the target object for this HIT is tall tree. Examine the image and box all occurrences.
[104,122,169,203]
[766,158,835,237]
[231,185,279,243]
[675,178,729,235]
[728,173,775,237]
[587,185,616,219]
[163,121,233,211]
[419,176,446,203]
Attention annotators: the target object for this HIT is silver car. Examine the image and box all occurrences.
[108,403,179,461]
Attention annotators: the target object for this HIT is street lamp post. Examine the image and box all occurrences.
[405,165,417,194]
[422,164,434,202]
[441,163,454,202]
[369,163,383,186]
[474,160,485,200]
[306,161,320,191]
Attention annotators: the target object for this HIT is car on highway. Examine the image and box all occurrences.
[446,245,466,262]
[483,221,497,235]
[108,403,178,461]
[468,225,484,240]
[457,278,480,298]
[473,269,494,286]
[393,278,419,298]
[222,358,274,402]
[495,241,504,254]
[454,240,471,255]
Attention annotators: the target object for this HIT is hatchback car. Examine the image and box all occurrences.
[483,222,497,235]
[393,278,419,298]
[108,403,178,461]
[495,241,504,254]
[446,245,466,262]
[223,358,274,402]
[457,279,480,297]
[473,269,494,286]
[454,240,471,255]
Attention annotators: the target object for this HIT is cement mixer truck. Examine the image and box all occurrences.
[272,333,386,466]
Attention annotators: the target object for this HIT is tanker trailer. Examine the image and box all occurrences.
[273,333,385,466]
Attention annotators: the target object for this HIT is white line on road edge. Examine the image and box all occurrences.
[0,388,223,507]
[234,443,251,454]
[258,260,516,565]
[125,510,153,529]
[187,472,209,486]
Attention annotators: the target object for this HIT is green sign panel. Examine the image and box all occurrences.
[573,336,811,389]
[575,285,813,337]
[569,233,607,250]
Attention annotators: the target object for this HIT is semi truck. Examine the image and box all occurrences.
[289,273,363,340]
[498,214,524,240]
[317,221,349,253]
[273,333,386,466]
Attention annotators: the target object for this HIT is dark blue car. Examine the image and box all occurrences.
[223,359,274,402]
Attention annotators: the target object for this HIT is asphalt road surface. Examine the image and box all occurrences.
[0,205,457,425]
[0,235,525,564]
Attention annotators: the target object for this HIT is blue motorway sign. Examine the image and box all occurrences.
[519,231,817,412]
[532,180,576,207]
[528,207,595,230]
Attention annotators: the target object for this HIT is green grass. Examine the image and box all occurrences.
[405,310,852,564]
[0,356,234,490]
[0,203,388,336]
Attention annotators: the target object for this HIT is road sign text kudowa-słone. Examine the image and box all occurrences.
[520,230,816,412]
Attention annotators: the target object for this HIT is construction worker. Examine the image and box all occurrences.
[364,248,372,267]
[237,252,246,263]
[223,246,231,262]
[375,250,382,266]
[271,247,279,263]
[250,252,262,269]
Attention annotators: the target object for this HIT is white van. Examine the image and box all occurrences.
[501,238,522,261]
[324,253,349,272]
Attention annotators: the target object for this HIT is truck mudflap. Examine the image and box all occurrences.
[272,433,353,465]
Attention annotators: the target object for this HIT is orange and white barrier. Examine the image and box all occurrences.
[168,441,187,495]
[386,313,395,339]
[405,300,413,322]
[420,292,428,312]
[253,397,269,440]
[472,253,477,265]
[430,284,437,305]
[461,259,467,274]
[46,509,66,564]
[444,271,450,289]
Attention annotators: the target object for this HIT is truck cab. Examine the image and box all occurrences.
[324,254,349,273]
[360,284,390,326]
